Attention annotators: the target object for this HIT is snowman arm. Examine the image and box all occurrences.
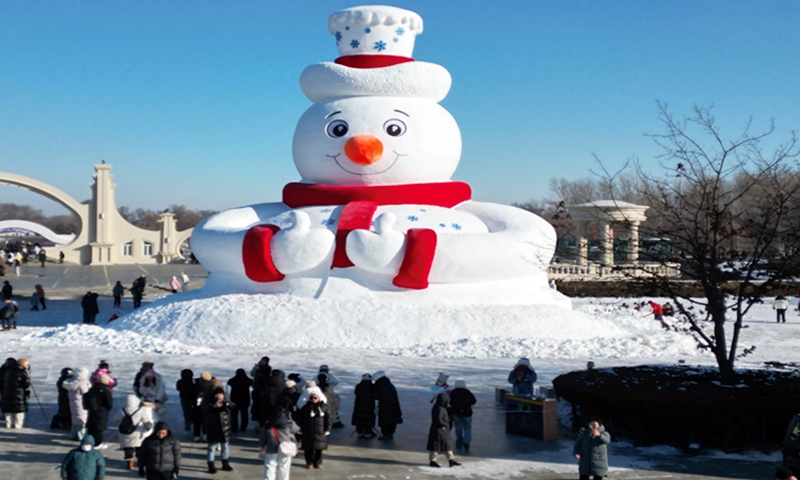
[191,203,288,277]
[243,225,286,282]
[431,201,556,283]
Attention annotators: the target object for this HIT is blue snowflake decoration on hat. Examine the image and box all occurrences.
[335,31,342,43]
[374,40,387,52]
[350,39,360,49]
[365,27,372,33]
[396,27,405,36]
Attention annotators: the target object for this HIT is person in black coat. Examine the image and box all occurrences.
[131,275,146,309]
[175,369,195,432]
[1,358,30,429]
[296,387,331,469]
[252,369,284,428]
[449,380,477,449]
[276,379,301,414]
[51,367,74,430]
[427,393,460,468]
[226,368,252,433]
[1,280,11,300]
[352,373,376,439]
[0,357,16,401]
[84,374,113,447]
[373,371,402,440]
[138,421,181,480]
[192,372,214,440]
[204,388,235,473]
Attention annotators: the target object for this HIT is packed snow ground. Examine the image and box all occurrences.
[4,293,798,479]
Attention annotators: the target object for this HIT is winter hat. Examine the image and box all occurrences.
[776,466,795,480]
[211,378,223,388]
[319,364,329,373]
[306,386,327,403]
[454,380,466,389]
[17,358,29,370]
[373,370,386,381]
[513,358,533,370]
[436,372,449,385]
[361,373,372,381]
[81,434,96,445]
[285,380,297,389]
[287,373,302,382]
[200,372,212,381]
[213,387,225,397]
[99,374,111,385]
[154,421,170,433]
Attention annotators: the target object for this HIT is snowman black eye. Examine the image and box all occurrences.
[326,120,349,138]
[383,119,407,137]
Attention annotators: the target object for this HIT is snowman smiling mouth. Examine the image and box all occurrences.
[327,151,405,175]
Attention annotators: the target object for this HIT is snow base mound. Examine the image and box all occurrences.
[109,293,698,358]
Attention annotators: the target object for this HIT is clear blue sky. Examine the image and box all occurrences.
[2,1,799,215]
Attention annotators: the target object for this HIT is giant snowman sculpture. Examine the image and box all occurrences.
[191,5,567,308]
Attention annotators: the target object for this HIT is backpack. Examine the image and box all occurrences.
[119,406,142,434]
[82,387,100,412]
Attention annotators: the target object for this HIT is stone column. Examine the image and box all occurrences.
[577,236,588,266]
[601,221,614,266]
[627,221,640,263]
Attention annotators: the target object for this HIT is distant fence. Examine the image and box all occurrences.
[548,262,681,280]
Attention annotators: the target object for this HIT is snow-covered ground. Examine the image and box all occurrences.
[4,292,797,478]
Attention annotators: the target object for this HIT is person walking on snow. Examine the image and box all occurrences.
[204,388,235,473]
[169,276,181,294]
[138,421,181,480]
[112,281,124,308]
[175,369,195,432]
[573,416,611,480]
[1,280,11,300]
[138,369,168,419]
[84,374,113,448]
[774,295,789,323]
[258,406,300,480]
[63,367,92,440]
[373,371,403,440]
[426,393,460,468]
[114,395,155,470]
[449,380,476,450]
[226,368,252,433]
[0,298,19,330]
[60,434,106,480]
[52,367,74,430]
[296,386,330,469]
[1,358,30,428]
[35,284,47,310]
[352,373,376,439]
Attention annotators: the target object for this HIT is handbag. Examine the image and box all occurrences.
[271,426,298,457]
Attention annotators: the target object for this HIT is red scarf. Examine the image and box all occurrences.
[282,182,472,208]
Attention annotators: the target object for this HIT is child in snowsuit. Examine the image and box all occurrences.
[573,416,611,480]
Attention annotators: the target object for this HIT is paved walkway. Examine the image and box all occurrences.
[0,263,208,298]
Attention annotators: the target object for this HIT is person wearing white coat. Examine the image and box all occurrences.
[773,295,789,323]
[62,367,91,440]
[114,395,155,470]
[137,370,168,419]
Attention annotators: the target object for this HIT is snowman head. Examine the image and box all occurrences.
[292,5,460,186]
[293,96,460,186]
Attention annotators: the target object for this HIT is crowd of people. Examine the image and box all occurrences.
[0,344,622,480]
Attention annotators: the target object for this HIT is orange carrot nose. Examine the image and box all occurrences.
[344,135,384,165]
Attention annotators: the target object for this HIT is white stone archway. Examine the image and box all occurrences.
[0,165,192,265]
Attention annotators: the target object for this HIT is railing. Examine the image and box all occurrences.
[547,261,681,280]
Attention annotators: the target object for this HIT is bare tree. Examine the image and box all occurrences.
[624,102,800,383]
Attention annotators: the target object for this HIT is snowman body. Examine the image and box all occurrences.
[191,5,561,306]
